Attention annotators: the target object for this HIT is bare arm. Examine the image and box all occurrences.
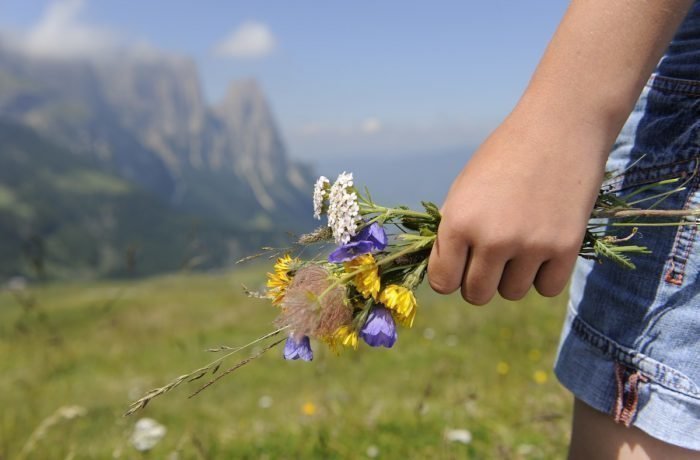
[521,0,692,143]
[428,0,693,305]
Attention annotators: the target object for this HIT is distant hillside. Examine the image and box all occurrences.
[0,119,281,278]
[0,45,315,225]
[0,45,315,278]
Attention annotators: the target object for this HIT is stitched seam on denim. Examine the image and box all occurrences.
[568,310,700,398]
[649,75,700,88]
[648,75,700,96]
[664,177,700,285]
[603,155,700,190]
[652,87,700,98]
[605,157,699,191]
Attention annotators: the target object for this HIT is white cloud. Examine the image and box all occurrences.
[214,21,276,59]
[288,118,494,160]
[20,0,119,58]
[360,117,382,134]
[300,122,324,136]
[299,118,383,139]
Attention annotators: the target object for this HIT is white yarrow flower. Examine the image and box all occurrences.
[313,176,330,219]
[328,172,360,244]
[130,418,167,452]
[444,428,472,445]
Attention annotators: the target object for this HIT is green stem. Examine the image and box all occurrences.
[611,221,697,227]
[360,204,432,220]
[375,237,435,268]
[619,178,680,201]
[592,208,700,219]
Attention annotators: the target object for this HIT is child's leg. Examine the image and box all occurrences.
[569,399,700,460]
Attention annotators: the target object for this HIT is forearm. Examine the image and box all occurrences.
[428,0,695,305]
[516,0,693,158]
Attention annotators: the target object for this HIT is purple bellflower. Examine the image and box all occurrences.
[283,335,313,361]
[328,222,388,263]
[360,306,398,348]
[356,222,388,250]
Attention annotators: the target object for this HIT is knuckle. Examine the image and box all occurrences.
[461,285,491,306]
[498,285,529,301]
[428,275,458,295]
[481,237,509,254]
[535,280,564,297]
[552,238,582,257]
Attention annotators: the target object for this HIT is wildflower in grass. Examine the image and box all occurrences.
[533,370,548,384]
[528,349,542,362]
[302,402,317,416]
[379,284,417,327]
[497,362,510,376]
[328,222,387,263]
[360,306,397,348]
[266,255,298,306]
[331,325,359,350]
[444,428,472,445]
[130,418,166,452]
[283,335,313,361]
[258,395,273,409]
[328,172,360,244]
[313,176,330,219]
[344,254,380,300]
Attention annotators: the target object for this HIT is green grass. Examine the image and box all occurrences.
[0,268,572,459]
[51,170,132,195]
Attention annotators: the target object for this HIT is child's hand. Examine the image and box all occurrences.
[427,108,607,305]
[426,0,692,306]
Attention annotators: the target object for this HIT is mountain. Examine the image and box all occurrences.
[0,47,314,226]
[0,46,314,278]
[0,119,280,278]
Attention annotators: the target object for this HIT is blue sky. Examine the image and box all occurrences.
[0,0,569,159]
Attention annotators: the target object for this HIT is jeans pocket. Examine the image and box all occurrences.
[664,176,700,285]
[606,155,700,287]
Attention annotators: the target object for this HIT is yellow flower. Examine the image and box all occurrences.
[275,254,298,275]
[330,325,359,350]
[496,361,510,376]
[266,255,297,306]
[379,285,417,327]
[302,402,317,416]
[533,370,548,384]
[344,254,380,300]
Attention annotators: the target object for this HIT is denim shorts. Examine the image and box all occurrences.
[554,75,700,450]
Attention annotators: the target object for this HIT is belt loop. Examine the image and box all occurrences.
[612,362,649,427]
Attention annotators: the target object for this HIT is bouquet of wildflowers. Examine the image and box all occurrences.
[126,170,699,415]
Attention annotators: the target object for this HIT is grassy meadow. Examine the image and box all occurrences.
[0,267,573,459]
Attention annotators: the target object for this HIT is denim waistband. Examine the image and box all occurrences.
[656,1,700,81]
[648,74,700,97]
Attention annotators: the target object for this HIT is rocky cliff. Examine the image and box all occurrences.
[0,45,314,276]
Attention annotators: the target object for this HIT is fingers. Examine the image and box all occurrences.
[428,234,468,294]
[498,256,543,301]
[534,250,578,297]
[429,230,579,304]
[461,247,507,306]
